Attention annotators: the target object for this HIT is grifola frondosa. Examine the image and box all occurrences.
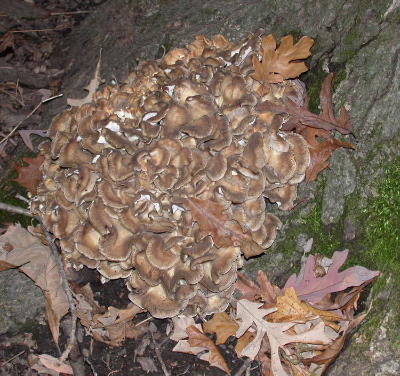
[32,32,348,318]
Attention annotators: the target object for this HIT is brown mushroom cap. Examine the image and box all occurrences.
[33,31,313,318]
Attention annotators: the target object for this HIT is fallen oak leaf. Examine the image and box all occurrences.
[252,34,314,84]
[235,299,332,376]
[267,288,343,331]
[266,287,316,323]
[0,224,69,344]
[284,250,380,305]
[13,154,45,194]
[203,312,239,345]
[173,325,231,374]
[18,130,48,151]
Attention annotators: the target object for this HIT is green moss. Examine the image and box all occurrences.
[303,62,326,113]
[0,153,37,227]
[344,158,400,346]
[283,197,343,258]
[142,12,164,26]
[347,158,400,279]
[155,33,175,59]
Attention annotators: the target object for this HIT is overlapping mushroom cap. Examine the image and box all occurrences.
[32,32,312,318]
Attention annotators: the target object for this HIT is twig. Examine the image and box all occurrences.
[15,194,30,204]
[50,11,91,16]
[233,358,252,376]
[134,316,153,327]
[0,94,62,147]
[2,350,25,365]
[0,202,33,217]
[10,26,70,33]
[151,332,170,376]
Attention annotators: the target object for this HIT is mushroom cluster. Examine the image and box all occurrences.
[32,32,312,318]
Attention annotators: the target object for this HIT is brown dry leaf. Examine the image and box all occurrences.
[235,330,255,357]
[318,73,352,133]
[13,154,45,194]
[267,288,342,331]
[236,270,281,305]
[184,198,263,257]
[284,250,380,305]
[266,287,315,323]
[0,224,69,344]
[67,55,101,107]
[173,325,231,374]
[203,312,239,344]
[301,127,355,181]
[0,31,15,53]
[252,34,314,84]
[235,299,332,376]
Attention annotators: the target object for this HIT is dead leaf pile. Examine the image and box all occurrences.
[72,283,147,346]
[171,250,379,376]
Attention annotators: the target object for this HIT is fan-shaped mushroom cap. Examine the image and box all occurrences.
[33,31,313,318]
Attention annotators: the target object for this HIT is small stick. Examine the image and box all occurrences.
[10,27,70,33]
[0,94,62,147]
[0,202,33,217]
[2,350,25,365]
[134,316,153,327]
[50,11,91,16]
[151,332,170,376]
[15,194,30,204]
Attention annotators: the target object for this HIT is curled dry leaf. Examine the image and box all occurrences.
[173,325,231,374]
[284,250,380,304]
[13,154,45,194]
[0,224,68,344]
[236,270,281,305]
[252,34,314,84]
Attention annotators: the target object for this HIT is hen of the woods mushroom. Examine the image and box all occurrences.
[31,32,352,319]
